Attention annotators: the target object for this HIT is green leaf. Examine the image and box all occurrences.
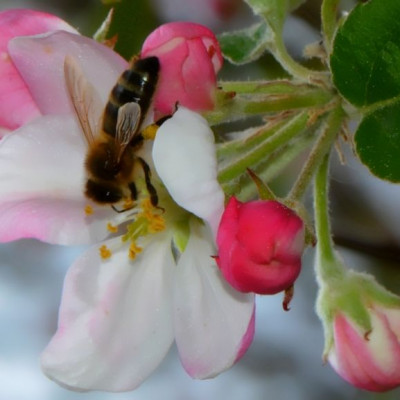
[331,0,400,182]
[246,169,277,200]
[331,0,400,107]
[355,102,400,182]
[243,0,305,32]
[218,21,273,64]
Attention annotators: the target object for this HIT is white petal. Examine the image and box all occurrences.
[8,31,127,116]
[153,107,224,236]
[174,221,255,378]
[41,234,175,392]
[0,115,111,244]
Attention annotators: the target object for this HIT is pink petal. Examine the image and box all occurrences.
[8,31,128,116]
[151,38,217,113]
[235,307,256,362]
[41,234,175,392]
[181,38,219,107]
[174,221,255,378]
[142,22,222,68]
[330,312,400,391]
[0,115,112,245]
[0,9,77,130]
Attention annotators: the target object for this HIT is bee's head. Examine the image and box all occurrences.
[85,179,123,204]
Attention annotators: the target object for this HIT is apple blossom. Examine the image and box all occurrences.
[0,9,77,134]
[216,197,305,295]
[0,11,255,392]
[141,21,223,115]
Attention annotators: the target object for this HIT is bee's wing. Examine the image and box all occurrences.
[64,55,103,145]
[115,102,142,159]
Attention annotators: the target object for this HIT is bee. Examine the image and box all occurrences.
[64,55,160,207]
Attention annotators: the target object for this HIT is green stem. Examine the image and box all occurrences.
[271,34,327,83]
[314,153,345,282]
[219,80,328,95]
[314,154,335,263]
[321,0,340,51]
[287,103,344,201]
[207,87,332,125]
[217,118,288,158]
[220,80,298,94]
[235,129,316,201]
[242,90,332,114]
[218,111,309,184]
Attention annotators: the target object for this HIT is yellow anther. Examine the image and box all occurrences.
[123,198,134,210]
[140,198,153,213]
[114,196,166,260]
[99,245,112,260]
[142,124,159,140]
[107,222,118,233]
[136,198,166,233]
[149,215,166,233]
[84,205,94,216]
[129,242,143,260]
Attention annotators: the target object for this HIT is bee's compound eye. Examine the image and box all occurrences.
[85,180,123,204]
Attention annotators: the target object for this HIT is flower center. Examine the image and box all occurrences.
[98,197,166,261]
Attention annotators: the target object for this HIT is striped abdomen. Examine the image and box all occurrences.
[102,56,160,138]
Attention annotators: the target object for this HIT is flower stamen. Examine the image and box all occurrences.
[99,244,112,260]
[149,214,166,233]
[102,197,166,261]
[129,242,143,260]
[107,222,119,233]
[122,199,165,240]
[84,205,94,216]
[123,198,135,210]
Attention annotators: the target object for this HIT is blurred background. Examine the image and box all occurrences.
[1,0,400,399]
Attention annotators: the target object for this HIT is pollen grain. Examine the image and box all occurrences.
[142,124,158,140]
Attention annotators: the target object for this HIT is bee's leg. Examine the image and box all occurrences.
[137,157,159,207]
[154,114,172,127]
[128,181,138,201]
[110,183,137,213]
[130,133,144,150]
[112,205,126,213]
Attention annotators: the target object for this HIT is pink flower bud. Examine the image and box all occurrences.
[329,309,400,391]
[216,197,305,295]
[141,22,223,115]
